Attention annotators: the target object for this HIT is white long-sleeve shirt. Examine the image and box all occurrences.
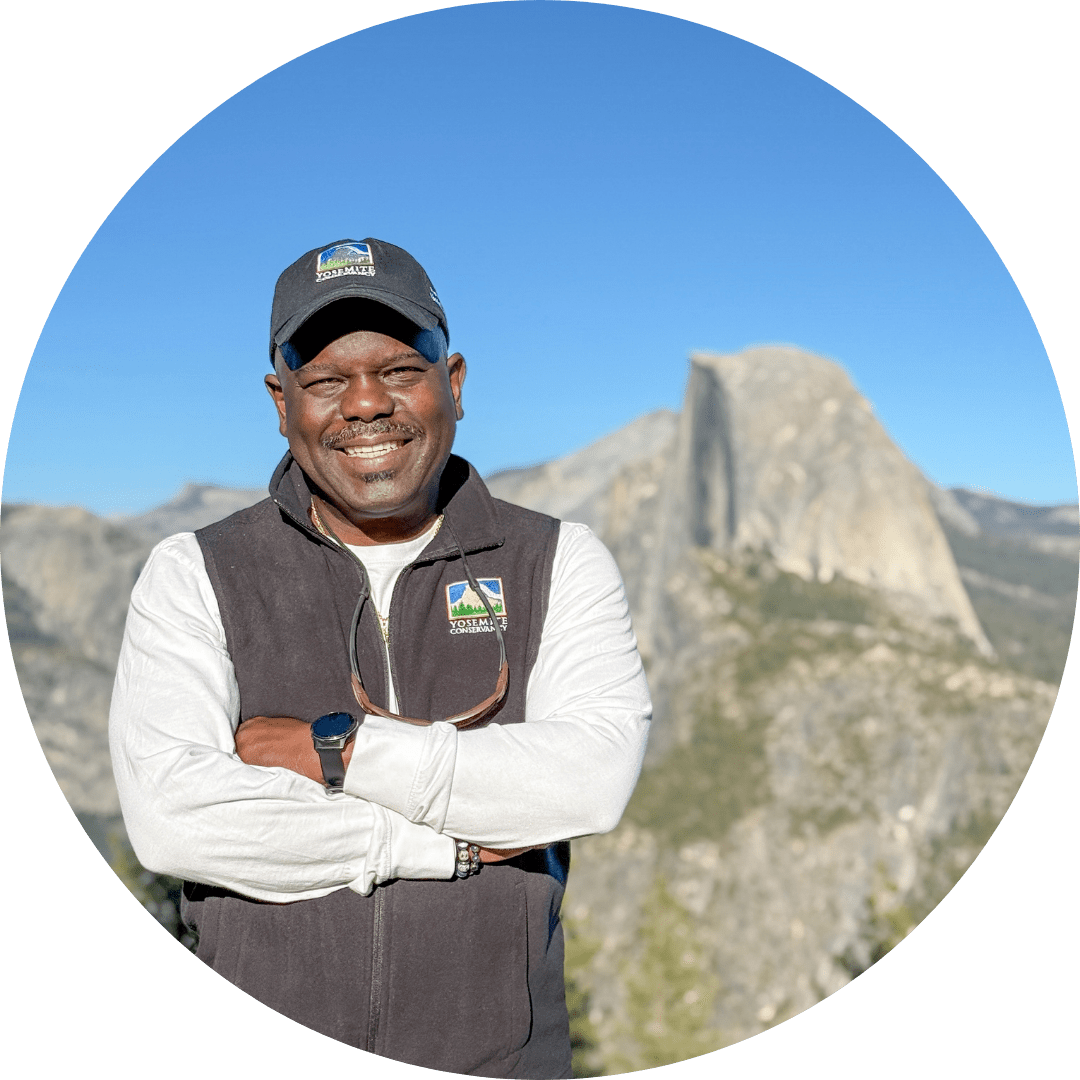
[109,521,651,903]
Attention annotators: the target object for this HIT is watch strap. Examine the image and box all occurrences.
[315,746,347,792]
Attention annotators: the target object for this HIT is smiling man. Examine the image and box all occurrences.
[109,238,651,1078]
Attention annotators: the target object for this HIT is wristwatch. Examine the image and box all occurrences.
[311,711,360,793]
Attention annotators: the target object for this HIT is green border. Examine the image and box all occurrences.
[4,0,1075,1075]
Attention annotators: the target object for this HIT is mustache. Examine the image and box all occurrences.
[321,420,425,450]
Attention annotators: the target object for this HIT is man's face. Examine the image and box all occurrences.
[265,328,466,543]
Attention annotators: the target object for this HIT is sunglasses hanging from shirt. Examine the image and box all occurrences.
[310,497,509,730]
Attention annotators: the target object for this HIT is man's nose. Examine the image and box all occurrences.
[341,375,394,421]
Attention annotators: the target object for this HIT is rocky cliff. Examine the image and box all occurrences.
[1,484,266,822]
[121,482,265,543]
[647,349,987,648]
[926,483,1078,684]
[489,346,995,765]
[2,506,153,819]
[486,346,1070,1072]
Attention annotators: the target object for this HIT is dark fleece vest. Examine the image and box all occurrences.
[182,453,569,1078]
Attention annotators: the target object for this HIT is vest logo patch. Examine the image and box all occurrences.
[316,242,375,282]
[446,578,508,635]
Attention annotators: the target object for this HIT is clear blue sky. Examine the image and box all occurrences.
[6,2,1074,514]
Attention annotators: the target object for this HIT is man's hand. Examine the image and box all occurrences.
[477,846,542,863]
[235,715,353,785]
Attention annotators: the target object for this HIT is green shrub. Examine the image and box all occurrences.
[611,879,725,1072]
[758,572,872,624]
[625,706,769,847]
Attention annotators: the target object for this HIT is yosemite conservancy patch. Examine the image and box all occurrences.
[316,242,375,282]
[446,578,508,635]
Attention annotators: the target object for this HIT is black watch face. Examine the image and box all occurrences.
[312,712,356,739]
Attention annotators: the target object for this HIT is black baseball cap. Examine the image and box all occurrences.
[269,238,449,370]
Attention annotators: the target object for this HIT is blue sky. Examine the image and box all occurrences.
[5,1,1074,514]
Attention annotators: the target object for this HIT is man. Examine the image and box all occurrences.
[110,238,651,1077]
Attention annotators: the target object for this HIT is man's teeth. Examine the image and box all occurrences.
[343,441,404,458]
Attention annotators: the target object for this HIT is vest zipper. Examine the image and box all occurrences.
[327,542,391,1054]
[275,496,393,1052]
[383,564,416,715]
[366,887,385,1053]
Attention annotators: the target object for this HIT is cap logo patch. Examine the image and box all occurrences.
[446,578,507,635]
[316,243,375,282]
[429,284,442,307]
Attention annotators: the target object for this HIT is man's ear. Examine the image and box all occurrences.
[265,371,288,437]
[447,352,466,421]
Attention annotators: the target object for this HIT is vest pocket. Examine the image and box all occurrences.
[379,869,533,1074]
[184,886,376,1048]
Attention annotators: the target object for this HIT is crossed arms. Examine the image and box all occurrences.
[109,522,651,903]
[233,716,530,864]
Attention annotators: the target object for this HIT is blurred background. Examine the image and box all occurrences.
[2,3,1075,1074]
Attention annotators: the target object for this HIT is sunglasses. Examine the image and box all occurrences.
[311,498,508,730]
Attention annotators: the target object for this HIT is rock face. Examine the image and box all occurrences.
[495,348,988,658]
[488,345,1069,1073]
[0,483,265,822]
[486,410,678,532]
[930,483,1080,557]
[491,346,995,766]
[2,505,153,817]
[3,345,1073,1074]
[123,482,265,543]
[563,549,1055,1072]
[927,483,1078,685]
[648,349,988,646]
[2,505,149,669]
